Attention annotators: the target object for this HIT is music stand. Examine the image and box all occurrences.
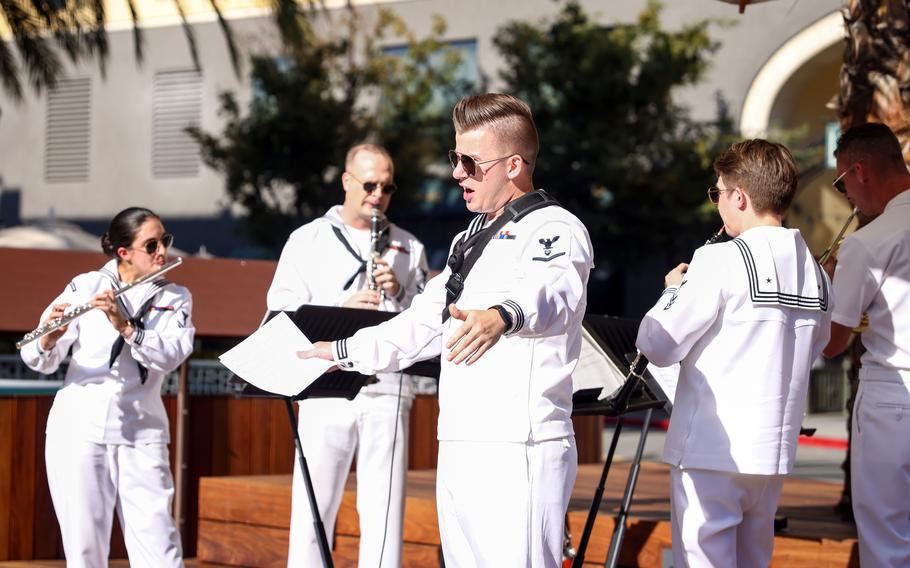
[570,315,673,568]
[229,306,439,568]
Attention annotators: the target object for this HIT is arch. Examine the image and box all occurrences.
[739,11,843,136]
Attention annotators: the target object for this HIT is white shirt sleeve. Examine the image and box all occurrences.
[381,238,429,312]
[19,281,82,374]
[636,246,726,367]
[497,220,593,337]
[831,236,878,328]
[128,289,195,374]
[267,231,313,311]
[333,268,447,375]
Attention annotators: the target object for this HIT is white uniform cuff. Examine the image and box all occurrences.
[333,339,356,371]
[500,300,525,335]
[128,327,145,346]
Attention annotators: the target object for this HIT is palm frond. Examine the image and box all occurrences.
[0,37,24,102]
[124,0,145,64]
[207,0,241,76]
[0,0,62,93]
[87,0,109,77]
[839,0,910,134]
[172,0,201,71]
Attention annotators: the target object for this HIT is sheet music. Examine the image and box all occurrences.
[218,312,333,397]
[573,327,627,397]
[646,361,679,403]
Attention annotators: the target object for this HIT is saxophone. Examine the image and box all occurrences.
[819,208,869,332]
[818,207,857,266]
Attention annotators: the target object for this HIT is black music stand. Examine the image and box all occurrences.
[229,306,439,568]
[570,315,673,568]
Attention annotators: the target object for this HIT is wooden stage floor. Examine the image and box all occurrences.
[193,460,859,567]
[1,461,858,567]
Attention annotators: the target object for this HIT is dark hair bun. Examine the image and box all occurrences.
[101,233,114,256]
[105,207,160,259]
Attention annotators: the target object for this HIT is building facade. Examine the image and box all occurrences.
[0,0,848,260]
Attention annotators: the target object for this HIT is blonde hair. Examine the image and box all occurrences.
[452,94,539,165]
[345,144,394,177]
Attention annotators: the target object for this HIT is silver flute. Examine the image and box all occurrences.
[368,208,387,302]
[16,256,184,350]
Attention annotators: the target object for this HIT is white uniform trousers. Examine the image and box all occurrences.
[851,379,910,567]
[669,467,783,568]
[288,391,411,568]
[435,437,577,568]
[44,434,183,568]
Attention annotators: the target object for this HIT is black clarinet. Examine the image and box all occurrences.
[704,225,731,245]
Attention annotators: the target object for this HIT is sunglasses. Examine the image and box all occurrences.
[707,185,731,204]
[448,150,529,177]
[832,163,858,194]
[135,233,174,255]
[347,172,397,195]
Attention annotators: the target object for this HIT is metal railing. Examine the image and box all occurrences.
[0,355,439,396]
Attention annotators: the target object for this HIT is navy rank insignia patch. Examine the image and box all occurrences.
[533,235,566,262]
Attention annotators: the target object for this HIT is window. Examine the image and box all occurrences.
[383,38,480,112]
[152,69,203,178]
[45,77,91,183]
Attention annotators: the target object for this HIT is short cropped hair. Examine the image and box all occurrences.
[345,144,394,177]
[834,122,905,169]
[713,139,799,215]
[452,93,539,164]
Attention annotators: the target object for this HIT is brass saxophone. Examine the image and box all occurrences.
[818,207,858,266]
[368,208,387,302]
[818,208,869,332]
[17,257,184,349]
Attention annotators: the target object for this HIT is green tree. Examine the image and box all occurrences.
[494,0,733,309]
[189,6,472,251]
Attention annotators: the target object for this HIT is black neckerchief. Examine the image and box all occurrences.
[108,294,160,383]
[99,266,165,384]
[330,224,390,291]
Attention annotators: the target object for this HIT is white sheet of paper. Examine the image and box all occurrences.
[218,312,333,397]
[572,327,627,398]
[646,361,679,404]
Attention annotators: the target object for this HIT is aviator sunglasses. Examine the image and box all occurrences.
[448,150,529,177]
[706,185,732,204]
[347,172,397,195]
[135,233,174,254]
[832,163,858,194]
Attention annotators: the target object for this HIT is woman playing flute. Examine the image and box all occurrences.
[20,206,194,568]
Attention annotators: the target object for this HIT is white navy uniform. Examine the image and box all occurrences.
[20,259,194,568]
[267,205,428,568]
[831,189,910,567]
[331,198,593,567]
[636,226,831,568]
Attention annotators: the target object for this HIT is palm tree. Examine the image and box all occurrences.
[837,0,910,158]
[0,0,321,115]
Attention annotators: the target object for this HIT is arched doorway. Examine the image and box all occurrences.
[739,10,856,254]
